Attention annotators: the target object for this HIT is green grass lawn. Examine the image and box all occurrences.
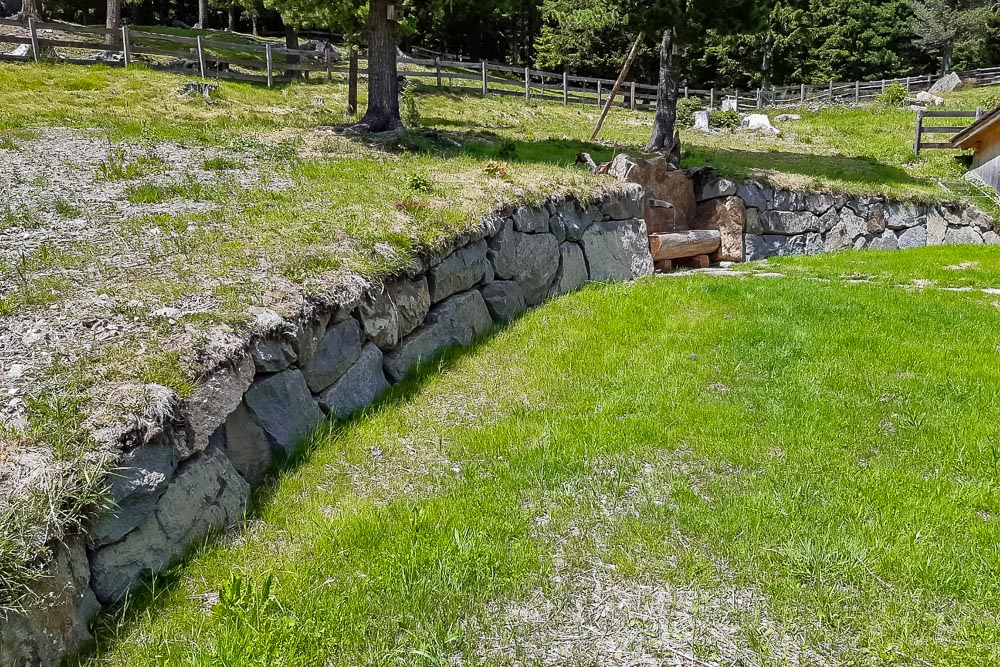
[76,246,1000,666]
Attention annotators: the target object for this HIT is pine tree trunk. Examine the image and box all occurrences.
[942,41,954,75]
[645,29,680,160]
[105,0,121,47]
[197,0,207,29]
[251,13,258,37]
[284,24,300,79]
[227,6,235,32]
[19,0,40,21]
[357,0,402,132]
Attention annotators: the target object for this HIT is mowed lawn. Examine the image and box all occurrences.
[80,246,1000,667]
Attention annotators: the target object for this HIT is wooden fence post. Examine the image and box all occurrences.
[756,88,762,109]
[827,80,833,103]
[597,80,602,107]
[325,47,331,81]
[196,36,206,79]
[435,58,442,88]
[632,81,637,110]
[524,66,530,101]
[348,48,358,114]
[481,61,487,96]
[684,86,688,98]
[913,108,924,154]
[563,71,568,105]
[734,89,739,112]
[28,17,38,63]
[881,79,886,93]
[265,43,273,88]
[121,26,130,68]
[854,80,860,104]
[905,76,910,92]
[709,87,714,110]
[800,83,805,103]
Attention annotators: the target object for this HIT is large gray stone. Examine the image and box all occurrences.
[772,190,807,211]
[393,276,432,337]
[745,233,822,259]
[550,242,589,297]
[805,192,840,216]
[744,208,763,235]
[301,319,364,393]
[488,221,561,306]
[744,234,769,261]
[383,291,492,382]
[89,450,249,603]
[0,537,100,667]
[428,240,489,303]
[317,343,391,419]
[293,310,332,367]
[550,198,597,241]
[884,201,926,230]
[759,209,820,235]
[697,177,737,202]
[90,444,179,547]
[824,212,867,252]
[897,226,927,249]
[357,287,399,351]
[242,369,325,454]
[736,182,771,211]
[250,336,296,373]
[945,225,984,245]
[513,206,549,233]
[481,281,527,322]
[221,402,272,486]
[984,230,1000,245]
[927,209,948,245]
[181,353,255,458]
[580,219,654,282]
[598,189,644,221]
[868,230,899,251]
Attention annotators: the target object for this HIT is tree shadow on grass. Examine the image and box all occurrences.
[74,316,524,664]
[682,146,933,193]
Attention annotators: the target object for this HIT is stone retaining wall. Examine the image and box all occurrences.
[1,189,653,667]
[695,177,996,260]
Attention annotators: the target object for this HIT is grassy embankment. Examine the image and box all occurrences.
[74,246,1000,666]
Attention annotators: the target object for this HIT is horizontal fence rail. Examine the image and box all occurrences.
[1,18,1000,109]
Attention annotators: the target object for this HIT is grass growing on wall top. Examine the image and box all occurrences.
[78,246,1000,666]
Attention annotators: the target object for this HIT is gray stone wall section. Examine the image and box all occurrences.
[3,190,655,666]
[717,180,997,262]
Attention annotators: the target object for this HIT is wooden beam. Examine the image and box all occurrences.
[590,32,644,141]
[649,230,721,261]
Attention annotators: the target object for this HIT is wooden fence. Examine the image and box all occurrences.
[2,18,1000,111]
[913,109,985,154]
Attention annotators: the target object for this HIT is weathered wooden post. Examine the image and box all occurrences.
[435,58,442,88]
[524,66,530,101]
[563,71,568,105]
[756,88,762,109]
[827,80,833,103]
[481,61,487,96]
[905,76,911,92]
[632,81,637,110]
[196,36,206,78]
[709,87,714,110]
[881,79,886,93]
[913,108,924,154]
[28,17,39,63]
[734,88,739,111]
[348,48,358,113]
[325,46,332,81]
[684,85,689,98]
[855,80,860,103]
[122,26,130,68]
[800,83,805,103]
[597,80,602,107]
[265,43,273,88]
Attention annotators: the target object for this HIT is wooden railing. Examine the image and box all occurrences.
[2,18,1000,110]
[913,109,985,154]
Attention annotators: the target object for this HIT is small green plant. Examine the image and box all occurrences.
[401,87,421,128]
[877,82,908,107]
[408,173,433,193]
[53,199,82,218]
[0,136,17,150]
[95,149,163,181]
[126,183,168,204]
[483,160,510,179]
[212,573,279,625]
[711,110,740,129]
[203,157,245,171]
[676,97,705,128]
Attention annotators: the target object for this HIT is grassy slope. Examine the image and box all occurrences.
[77,246,1000,666]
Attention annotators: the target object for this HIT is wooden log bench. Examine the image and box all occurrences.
[648,229,721,261]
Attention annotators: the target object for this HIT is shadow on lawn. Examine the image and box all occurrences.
[683,146,931,190]
[75,319,518,663]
